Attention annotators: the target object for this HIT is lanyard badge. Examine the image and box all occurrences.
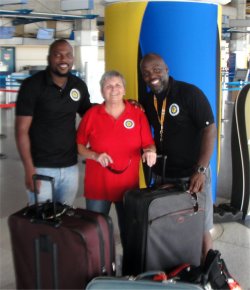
[154,95,167,142]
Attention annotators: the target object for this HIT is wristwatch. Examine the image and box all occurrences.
[197,166,207,174]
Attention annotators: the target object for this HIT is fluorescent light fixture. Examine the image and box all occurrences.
[61,0,94,11]
[0,0,27,5]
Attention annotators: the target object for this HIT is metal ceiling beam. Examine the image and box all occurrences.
[0,9,98,21]
[12,17,49,25]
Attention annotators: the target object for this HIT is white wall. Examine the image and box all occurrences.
[16,46,48,71]
[12,44,105,104]
[13,44,104,72]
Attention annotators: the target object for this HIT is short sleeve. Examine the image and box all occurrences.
[188,86,215,129]
[77,81,92,117]
[76,107,93,145]
[15,78,37,116]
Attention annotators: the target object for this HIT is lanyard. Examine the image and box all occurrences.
[154,95,167,142]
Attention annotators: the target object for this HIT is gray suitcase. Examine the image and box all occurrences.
[122,155,205,275]
[122,186,205,276]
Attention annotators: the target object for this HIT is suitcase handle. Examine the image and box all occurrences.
[32,174,59,225]
[146,154,167,187]
[134,271,167,281]
[150,184,199,214]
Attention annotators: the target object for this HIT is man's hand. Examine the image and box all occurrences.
[127,99,145,111]
[25,166,38,192]
[188,172,205,193]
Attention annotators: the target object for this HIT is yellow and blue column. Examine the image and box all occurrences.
[105,1,221,202]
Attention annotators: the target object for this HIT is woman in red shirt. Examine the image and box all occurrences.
[76,70,156,247]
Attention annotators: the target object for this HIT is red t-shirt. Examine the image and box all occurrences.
[76,101,154,201]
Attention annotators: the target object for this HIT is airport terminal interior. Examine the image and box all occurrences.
[1,0,250,289]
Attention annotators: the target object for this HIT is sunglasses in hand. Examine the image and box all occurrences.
[106,159,131,174]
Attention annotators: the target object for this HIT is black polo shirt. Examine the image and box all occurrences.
[16,68,91,168]
[140,77,215,178]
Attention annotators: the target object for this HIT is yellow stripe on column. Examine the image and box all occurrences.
[105,2,147,101]
[105,2,148,188]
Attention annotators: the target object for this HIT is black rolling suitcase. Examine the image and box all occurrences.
[122,156,205,276]
[8,175,115,289]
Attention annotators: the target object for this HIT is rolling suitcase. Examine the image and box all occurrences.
[8,174,115,289]
[122,155,205,275]
[86,250,242,290]
[85,271,204,290]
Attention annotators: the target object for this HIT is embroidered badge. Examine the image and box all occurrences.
[169,103,179,116]
[70,88,80,101]
[124,119,135,129]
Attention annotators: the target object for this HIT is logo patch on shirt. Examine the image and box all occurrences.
[169,103,179,116]
[124,119,135,129]
[70,88,80,101]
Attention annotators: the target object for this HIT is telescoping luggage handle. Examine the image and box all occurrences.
[147,154,189,189]
[32,174,61,227]
[146,154,167,187]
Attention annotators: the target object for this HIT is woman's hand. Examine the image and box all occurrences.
[77,144,113,167]
[142,150,157,167]
[96,153,113,167]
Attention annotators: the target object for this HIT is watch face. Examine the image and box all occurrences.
[198,166,206,173]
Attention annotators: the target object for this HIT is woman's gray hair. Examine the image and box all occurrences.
[100,70,126,89]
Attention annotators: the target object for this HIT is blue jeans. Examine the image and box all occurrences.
[86,199,126,248]
[27,165,79,206]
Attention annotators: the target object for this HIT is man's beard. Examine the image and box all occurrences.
[150,84,164,94]
[150,78,169,94]
[149,83,164,94]
[52,69,70,77]
[49,61,71,77]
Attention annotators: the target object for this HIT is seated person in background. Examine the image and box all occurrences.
[76,70,156,247]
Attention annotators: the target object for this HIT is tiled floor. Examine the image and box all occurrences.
[0,107,250,289]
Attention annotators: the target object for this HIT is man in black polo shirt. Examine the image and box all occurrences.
[15,39,92,205]
[140,53,217,261]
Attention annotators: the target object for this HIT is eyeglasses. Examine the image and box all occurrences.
[106,159,131,174]
[190,192,199,213]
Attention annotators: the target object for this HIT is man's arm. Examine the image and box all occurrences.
[189,123,217,193]
[15,116,36,192]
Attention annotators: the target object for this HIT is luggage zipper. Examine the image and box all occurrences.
[148,208,201,224]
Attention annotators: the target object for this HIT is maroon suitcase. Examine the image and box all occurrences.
[8,175,115,289]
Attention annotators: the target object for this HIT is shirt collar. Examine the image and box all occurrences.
[44,67,75,87]
[98,100,131,115]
